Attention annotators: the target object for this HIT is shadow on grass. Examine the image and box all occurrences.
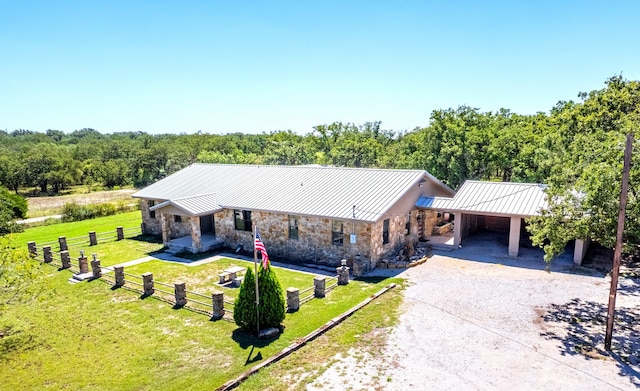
[231,327,282,366]
[539,296,640,387]
[0,324,38,362]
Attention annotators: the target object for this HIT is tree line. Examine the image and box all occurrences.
[1,75,639,259]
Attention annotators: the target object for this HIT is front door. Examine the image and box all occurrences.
[200,214,214,235]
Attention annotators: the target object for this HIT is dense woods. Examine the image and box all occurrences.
[1,75,639,259]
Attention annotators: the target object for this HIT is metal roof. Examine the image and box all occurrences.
[417,180,547,217]
[133,164,455,222]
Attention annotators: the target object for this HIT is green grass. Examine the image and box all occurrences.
[10,211,143,248]
[125,258,317,299]
[1,263,401,390]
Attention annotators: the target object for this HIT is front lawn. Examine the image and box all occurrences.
[0,264,400,390]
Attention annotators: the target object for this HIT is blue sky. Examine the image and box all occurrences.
[1,1,639,135]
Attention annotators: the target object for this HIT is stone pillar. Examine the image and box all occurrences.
[212,291,224,319]
[337,259,350,285]
[116,226,124,241]
[114,266,125,287]
[89,231,97,246]
[27,241,37,257]
[160,213,170,245]
[314,276,326,298]
[43,246,52,263]
[573,238,591,266]
[78,251,89,273]
[174,281,187,306]
[58,236,68,251]
[60,250,71,269]
[453,213,463,248]
[508,216,521,258]
[286,287,300,312]
[91,253,102,278]
[190,216,201,253]
[142,272,154,296]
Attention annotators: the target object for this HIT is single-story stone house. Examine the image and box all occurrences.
[132,164,455,272]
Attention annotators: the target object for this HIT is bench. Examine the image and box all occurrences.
[218,272,232,284]
[233,277,244,287]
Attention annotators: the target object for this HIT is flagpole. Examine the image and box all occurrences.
[254,225,260,335]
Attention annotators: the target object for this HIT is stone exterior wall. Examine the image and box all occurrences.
[213,209,374,266]
[371,210,422,264]
[169,216,191,239]
[140,199,161,235]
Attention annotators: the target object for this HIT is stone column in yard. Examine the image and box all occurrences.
[91,253,102,278]
[60,250,71,269]
[43,246,52,263]
[174,281,187,307]
[190,216,201,253]
[142,272,154,296]
[114,266,125,287]
[27,241,37,257]
[314,276,326,298]
[89,231,97,246]
[337,259,350,285]
[286,287,300,312]
[212,292,224,319]
[78,250,89,273]
[116,226,124,241]
[58,236,68,251]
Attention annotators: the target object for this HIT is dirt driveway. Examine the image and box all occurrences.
[311,236,640,390]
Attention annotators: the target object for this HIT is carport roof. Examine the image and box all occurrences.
[417,180,547,217]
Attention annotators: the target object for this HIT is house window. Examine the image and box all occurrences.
[234,210,252,232]
[405,214,411,235]
[383,219,390,244]
[332,220,344,246]
[289,215,299,239]
[174,215,182,223]
[148,200,156,219]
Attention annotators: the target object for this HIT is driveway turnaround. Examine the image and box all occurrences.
[311,238,640,390]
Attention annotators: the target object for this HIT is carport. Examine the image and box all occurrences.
[417,181,590,263]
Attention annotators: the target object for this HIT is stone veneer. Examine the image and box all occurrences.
[140,199,161,235]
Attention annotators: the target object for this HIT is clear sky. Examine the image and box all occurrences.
[1,1,639,135]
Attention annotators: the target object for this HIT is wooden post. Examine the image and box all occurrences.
[174,281,187,307]
[114,266,125,287]
[314,276,326,298]
[58,236,68,252]
[142,272,154,296]
[605,133,633,351]
[89,231,97,246]
[116,226,124,241]
[286,287,300,312]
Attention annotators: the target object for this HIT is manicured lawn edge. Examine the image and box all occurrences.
[218,283,397,391]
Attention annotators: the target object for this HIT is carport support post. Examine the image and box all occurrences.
[453,213,462,248]
[508,217,521,258]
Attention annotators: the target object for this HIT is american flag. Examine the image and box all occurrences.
[255,228,270,270]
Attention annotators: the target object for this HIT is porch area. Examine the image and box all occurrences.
[166,234,224,254]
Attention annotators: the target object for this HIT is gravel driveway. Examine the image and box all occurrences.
[310,234,640,390]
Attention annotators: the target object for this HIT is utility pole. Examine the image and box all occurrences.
[605,133,633,351]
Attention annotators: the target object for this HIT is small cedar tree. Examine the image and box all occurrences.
[257,264,285,329]
[233,267,257,331]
